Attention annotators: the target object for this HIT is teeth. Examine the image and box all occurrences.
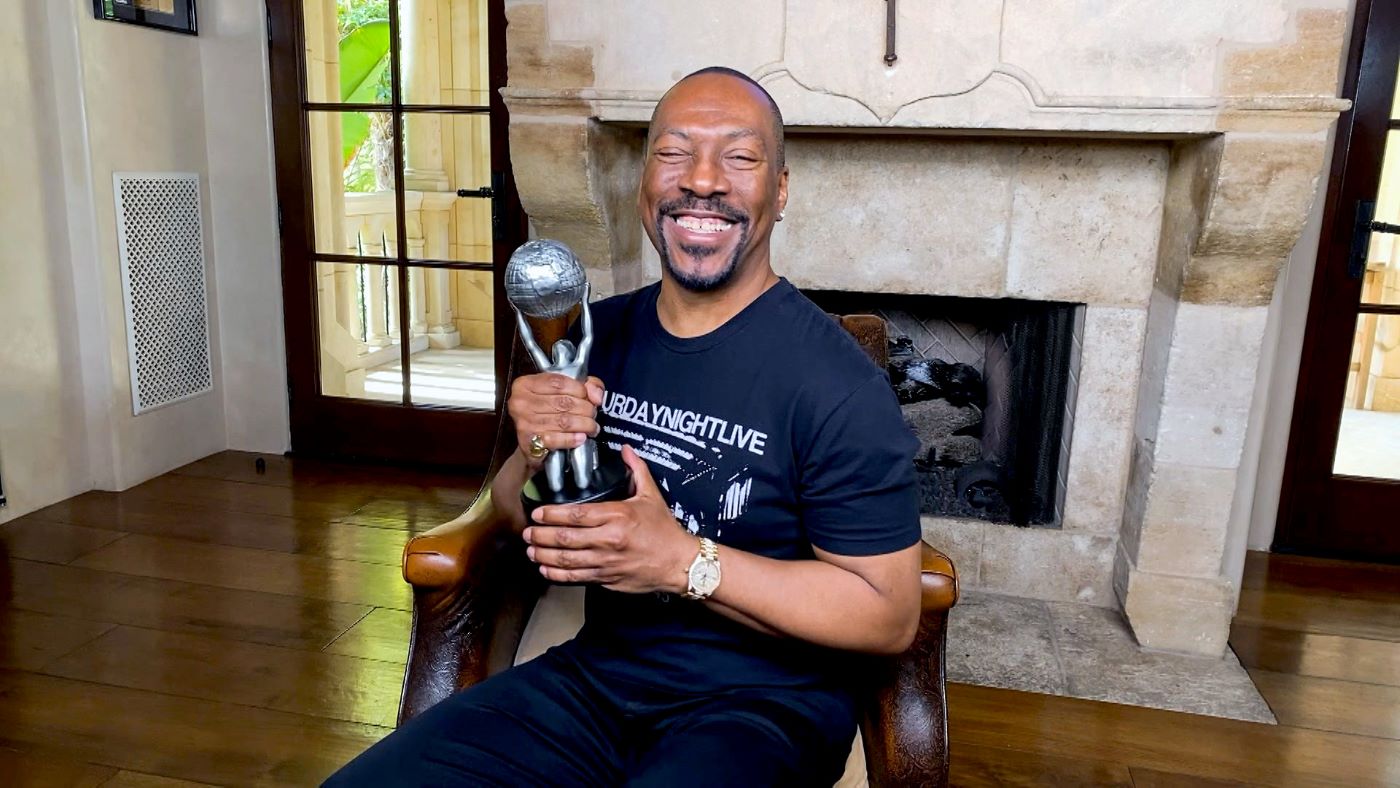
[674,215,733,234]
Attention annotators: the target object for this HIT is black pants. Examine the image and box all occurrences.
[323,644,855,787]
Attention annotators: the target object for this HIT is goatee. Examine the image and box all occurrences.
[656,196,750,293]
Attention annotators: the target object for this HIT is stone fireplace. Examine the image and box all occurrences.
[500,0,1349,656]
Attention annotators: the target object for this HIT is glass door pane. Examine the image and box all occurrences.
[398,0,493,107]
[309,110,399,258]
[404,265,496,407]
[314,260,408,403]
[447,113,493,263]
[400,112,493,263]
[1363,129,1400,308]
[1332,311,1400,480]
[316,262,493,409]
[304,0,395,105]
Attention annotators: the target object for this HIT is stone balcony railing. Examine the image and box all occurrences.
[315,190,465,398]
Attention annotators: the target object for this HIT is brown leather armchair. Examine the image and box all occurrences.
[398,316,959,788]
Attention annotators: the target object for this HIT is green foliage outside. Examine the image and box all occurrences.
[337,0,393,193]
[336,0,388,36]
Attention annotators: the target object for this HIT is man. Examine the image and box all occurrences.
[326,66,921,787]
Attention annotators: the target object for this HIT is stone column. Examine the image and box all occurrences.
[422,197,461,348]
[409,268,428,337]
[333,262,364,345]
[404,202,429,338]
[402,0,449,191]
[304,0,348,255]
[1116,128,1331,656]
[387,270,402,342]
[316,268,345,396]
[365,263,391,347]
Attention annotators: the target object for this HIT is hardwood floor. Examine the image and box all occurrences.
[1,451,1397,786]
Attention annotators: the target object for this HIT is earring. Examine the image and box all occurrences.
[778,210,786,221]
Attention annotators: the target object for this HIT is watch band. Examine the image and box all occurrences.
[698,536,718,563]
[684,537,721,600]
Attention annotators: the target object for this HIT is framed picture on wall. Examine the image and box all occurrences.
[93,0,197,36]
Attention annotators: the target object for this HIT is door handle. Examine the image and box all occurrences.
[1349,199,1400,279]
[1349,200,1375,279]
[458,173,505,241]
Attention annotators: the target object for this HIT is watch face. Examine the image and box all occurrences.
[690,560,721,595]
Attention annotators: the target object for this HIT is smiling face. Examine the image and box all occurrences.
[639,73,788,293]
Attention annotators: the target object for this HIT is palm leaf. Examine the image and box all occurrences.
[338,20,390,165]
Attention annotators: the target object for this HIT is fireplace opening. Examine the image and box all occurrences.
[808,291,1083,528]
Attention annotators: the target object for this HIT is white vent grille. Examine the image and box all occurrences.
[114,173,213,414]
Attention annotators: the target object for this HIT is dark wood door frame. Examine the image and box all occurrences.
[265,0,527,468]
[1276,0,1400,563]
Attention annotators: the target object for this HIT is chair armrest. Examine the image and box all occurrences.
[919,542,958,612]
[398,489,544,724]
[862,541,958,788]
[403,489,512,590]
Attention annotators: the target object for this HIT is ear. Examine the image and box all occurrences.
[635,134,650,214]
[776,165,789,217]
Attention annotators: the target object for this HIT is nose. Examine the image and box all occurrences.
[677,149,730,198]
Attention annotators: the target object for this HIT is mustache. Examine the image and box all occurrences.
[657,195,748,225]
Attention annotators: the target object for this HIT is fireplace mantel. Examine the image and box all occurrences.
[502,85,1346,136]
[500,0,1351,656]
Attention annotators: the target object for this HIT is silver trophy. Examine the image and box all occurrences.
[506,240,631,515]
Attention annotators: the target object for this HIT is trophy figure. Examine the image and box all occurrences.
[506,240,632,516]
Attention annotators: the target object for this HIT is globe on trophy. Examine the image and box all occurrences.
[506,240,632,516]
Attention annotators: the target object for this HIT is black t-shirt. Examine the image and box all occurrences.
[567,278,920,694]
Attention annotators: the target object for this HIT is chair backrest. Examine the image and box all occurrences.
[833,314,888,369]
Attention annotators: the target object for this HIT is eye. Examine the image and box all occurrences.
[655,148,689,161]
[726,153,761,167]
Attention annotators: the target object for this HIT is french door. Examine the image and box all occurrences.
[1277,0,1400,562]
[266,0,526,466]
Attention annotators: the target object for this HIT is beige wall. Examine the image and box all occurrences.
[0,1,94,518]
[77,0,230,491]
[199,0,290,454]
[0,0,287,523]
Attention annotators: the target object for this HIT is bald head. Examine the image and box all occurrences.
[649,66,786,169]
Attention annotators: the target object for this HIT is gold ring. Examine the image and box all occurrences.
[527,433,548,460]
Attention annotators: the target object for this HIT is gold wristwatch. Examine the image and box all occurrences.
[683,537,721,600]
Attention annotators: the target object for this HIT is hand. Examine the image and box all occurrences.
[523,445,696,594]
[507,373,605,468]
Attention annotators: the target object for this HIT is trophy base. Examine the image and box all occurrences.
[520,445,633,519]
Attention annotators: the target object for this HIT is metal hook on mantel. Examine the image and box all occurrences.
[884,0,898,66]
